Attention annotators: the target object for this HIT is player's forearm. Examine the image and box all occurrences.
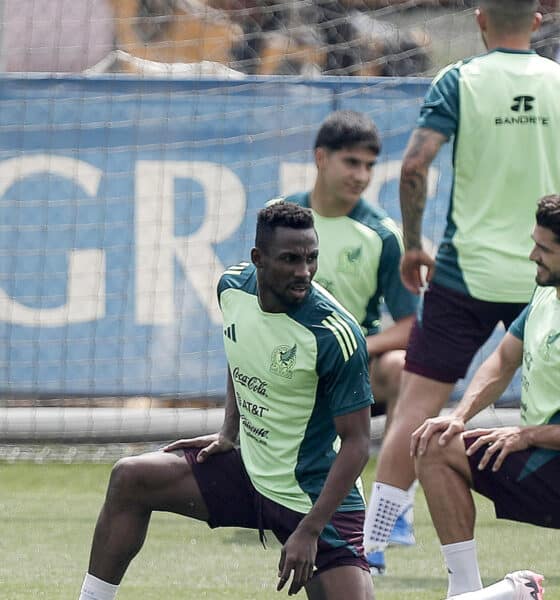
[366,315,415,356]
[399,128,446,251]
[297,422,370,536]
[220,368,240,442]
[453,347,520,423]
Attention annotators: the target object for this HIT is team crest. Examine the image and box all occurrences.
[337,245,362,274]
[270,344,297,379]
[542,330,560,360]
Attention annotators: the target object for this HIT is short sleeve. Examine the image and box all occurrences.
[508,304,530,340]
[317,312,373,416]
[417,63,460,139]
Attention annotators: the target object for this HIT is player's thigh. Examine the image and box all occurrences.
[393,370,454,425]
[369,349,405,393]
[305,565,374,600]
[110,449,209,519]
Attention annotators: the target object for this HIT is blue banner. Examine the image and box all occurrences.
[0,75,517,402]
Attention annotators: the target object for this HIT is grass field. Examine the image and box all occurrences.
[2,457,560,600]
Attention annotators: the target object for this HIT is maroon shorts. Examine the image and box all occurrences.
[465,437,560,529]
[183,447,369,573]
[405,282,526,383]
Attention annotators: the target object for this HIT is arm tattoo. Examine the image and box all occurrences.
[400,128,445,251]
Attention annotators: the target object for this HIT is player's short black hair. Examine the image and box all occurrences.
[314,110,381,155]
[536,194,560,243]
[255,201,315,250]
[480,0,538,32]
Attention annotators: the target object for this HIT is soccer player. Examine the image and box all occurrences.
[411,194,560,599]
[364,0,560,573]
[279,110,419,564]
[78,202,375,600]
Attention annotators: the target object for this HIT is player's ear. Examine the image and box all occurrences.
[251,246,262,268]
[475,8,486,32]
[315,147,326,169]
[532,12,543,33]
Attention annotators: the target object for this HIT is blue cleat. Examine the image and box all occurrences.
[366,550,386,576]
[388,507,416,547]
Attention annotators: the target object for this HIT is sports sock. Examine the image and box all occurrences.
[363,481,409,553]
[78,573,119,600]
[447,578,515,599]
[442,539,483,597]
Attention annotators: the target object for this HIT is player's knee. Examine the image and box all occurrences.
[108,456,146,499]
[370,350,405,398]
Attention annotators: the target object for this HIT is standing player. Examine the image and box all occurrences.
[78,202,375,600]
[280,110,419,566]
[411,194,560,599]
[364,0,560,573]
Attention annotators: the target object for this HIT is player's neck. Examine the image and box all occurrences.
[485,33,532,52]
[310,185,358,218]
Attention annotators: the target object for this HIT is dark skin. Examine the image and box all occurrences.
[84,224,373,599]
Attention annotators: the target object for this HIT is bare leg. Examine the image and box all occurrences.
[369,350,405,432]
[415,434,475,544]
[88,450,209,584]
[375,371,454,488]
[305,566,374,600]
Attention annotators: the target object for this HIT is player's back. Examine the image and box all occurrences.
[434,50,560,302]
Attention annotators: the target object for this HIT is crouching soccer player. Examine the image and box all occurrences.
[78,202,375,600]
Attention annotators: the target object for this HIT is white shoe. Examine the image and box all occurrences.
[505,571,544,600]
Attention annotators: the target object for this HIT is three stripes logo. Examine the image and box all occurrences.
[223,261,250,276]
[321,313,357,361]
[224,323,237,342]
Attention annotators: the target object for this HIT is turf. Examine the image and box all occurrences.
[2,458,560,599]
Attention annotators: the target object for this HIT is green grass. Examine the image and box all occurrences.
[2,458,560,599]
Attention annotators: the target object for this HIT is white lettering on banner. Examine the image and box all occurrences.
[135,160,246,325]
[0,154,105,325]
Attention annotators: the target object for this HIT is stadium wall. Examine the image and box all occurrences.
[0,75,519,404]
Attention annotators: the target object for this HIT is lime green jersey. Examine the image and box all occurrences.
[285,193,418,335]
[509,286,560,425]
[419,49,560,302]
[218,263,373,514]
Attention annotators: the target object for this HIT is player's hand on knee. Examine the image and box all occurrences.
[411,415,465,457]
[277,528,317,596]
[162,433,235,462]
[464,426,527,472]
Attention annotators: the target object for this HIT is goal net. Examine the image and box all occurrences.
[1,0,550,453]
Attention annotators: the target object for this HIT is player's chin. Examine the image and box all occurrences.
[287,286,310,303]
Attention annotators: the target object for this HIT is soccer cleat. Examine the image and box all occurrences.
[366,550,386,576]
[505,570,544,600]
[388,509,416,547]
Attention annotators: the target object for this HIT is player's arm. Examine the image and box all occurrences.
[163,367,239,460]
[277,406,371,596]
[366,314,415,356]
[399,127,447,293]
[411,332,523,456]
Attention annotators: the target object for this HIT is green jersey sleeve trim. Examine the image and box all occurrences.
[418,62,461,139]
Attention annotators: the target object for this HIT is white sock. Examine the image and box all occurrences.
[79,573,119,600]
[363,481,409,553]
[448,578,515,600]
[403,480,418,523]
[442,540,483,597]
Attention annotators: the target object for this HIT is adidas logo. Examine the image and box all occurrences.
[224,323,237,342]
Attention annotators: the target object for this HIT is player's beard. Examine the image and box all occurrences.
[536,264,560,288]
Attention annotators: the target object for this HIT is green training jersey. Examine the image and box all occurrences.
[218,262,373,514]
[509,286,560,425]
[419,49,560,302]
[284,193,418,335]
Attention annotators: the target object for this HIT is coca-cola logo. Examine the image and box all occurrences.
[232,367,268,397]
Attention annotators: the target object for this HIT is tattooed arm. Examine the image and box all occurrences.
[399,127,447,294]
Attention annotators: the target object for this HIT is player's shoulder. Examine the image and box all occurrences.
[350,201,402,242]
[296,285,365,360]
[218,262,256,297]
